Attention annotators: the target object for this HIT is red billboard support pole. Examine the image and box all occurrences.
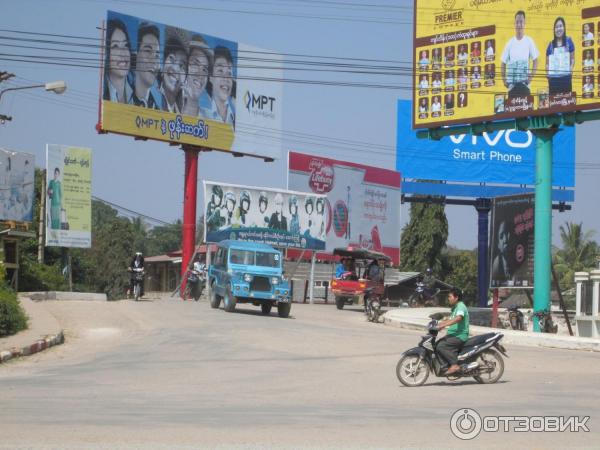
[181,145,199,298]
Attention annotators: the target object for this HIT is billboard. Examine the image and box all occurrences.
[0,148,34,222]
[203,182,326,250]
[397,100,575,187]
[413,1,600,128]
[46,145,92,248]
[288,152,401,264]
[489,193,534,289]
[99,11,283,159]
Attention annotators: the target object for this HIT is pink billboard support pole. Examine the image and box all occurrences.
[181,145,199,298]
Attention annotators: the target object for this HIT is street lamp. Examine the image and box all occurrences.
[0,79,67,122]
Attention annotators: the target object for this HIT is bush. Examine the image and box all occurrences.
[0,287,28,337]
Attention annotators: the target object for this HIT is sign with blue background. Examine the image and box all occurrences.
[396,100,575,189]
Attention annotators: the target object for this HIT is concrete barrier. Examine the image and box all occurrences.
[383,308,600,352]
[20,292,108,302]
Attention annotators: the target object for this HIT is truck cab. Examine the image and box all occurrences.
[208,240,292,317]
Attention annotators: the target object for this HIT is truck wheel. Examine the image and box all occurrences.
[335,296,345,310]
[223,286,237,312]
[277,302,291,318]
[209,282,221,309]
[261,303,272,315]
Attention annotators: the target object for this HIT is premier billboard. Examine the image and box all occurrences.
[46,145,92,248]
[99,11,283,160]
[288,152,401,264]
[0,148,34,222]
[489,193,534,289]
[203,182,326,250]
[413,1,600,128]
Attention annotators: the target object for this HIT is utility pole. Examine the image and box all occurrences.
[38,170,45,263]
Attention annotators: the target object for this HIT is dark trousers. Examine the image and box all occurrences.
[436,336,464,366]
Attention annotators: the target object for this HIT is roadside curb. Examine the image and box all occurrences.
[383,311,600,352]
[0,331,65,364]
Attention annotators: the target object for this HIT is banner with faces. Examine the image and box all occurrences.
[203,181,326,250]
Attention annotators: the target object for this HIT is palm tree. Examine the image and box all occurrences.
[553,222,599,289]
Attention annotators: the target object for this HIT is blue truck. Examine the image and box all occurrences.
[208,240,292,317]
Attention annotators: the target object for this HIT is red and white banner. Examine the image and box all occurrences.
[288,151,401,264]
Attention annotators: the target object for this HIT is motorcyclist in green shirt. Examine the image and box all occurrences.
[435,287,470,375]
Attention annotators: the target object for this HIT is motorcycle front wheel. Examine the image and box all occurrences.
[396,355,430,387]
[134,283,141,301]
[473,348,504,384]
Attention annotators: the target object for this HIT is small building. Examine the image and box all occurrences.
[0,223,36,291]
[144,244,217,292]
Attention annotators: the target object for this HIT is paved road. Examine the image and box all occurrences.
[1,297,598,449]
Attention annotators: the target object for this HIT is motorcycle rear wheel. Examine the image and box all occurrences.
[473,348,504,384]
[396,355,430,387]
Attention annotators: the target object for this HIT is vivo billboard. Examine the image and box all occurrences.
[396,100,575,187]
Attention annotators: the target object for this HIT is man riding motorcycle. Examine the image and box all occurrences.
[128,251,145,298]
[434,288,469,375]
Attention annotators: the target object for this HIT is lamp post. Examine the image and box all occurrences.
[0,79,67,122]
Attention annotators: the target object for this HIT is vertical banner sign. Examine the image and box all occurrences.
[413,1,600,128]
[0,148,35,222]
[203,181,326,250]
[288,152,401,264]
[46,145,92,248]
[489,193,534,289]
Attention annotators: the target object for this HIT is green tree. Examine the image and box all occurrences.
[553,222,599,290]
[442,249,478,305]
[145,220,183,256]
[400,199,448,274]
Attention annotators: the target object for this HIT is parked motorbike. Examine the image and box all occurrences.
[508,305,525,331]
[184,269,206,301]
[130,267,145,301]
[396,319,508,387]
[531,309,558,334]
[408,281,441,307]
[364,288,382,323]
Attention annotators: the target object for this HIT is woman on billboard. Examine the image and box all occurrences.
[546,17,575,95]
[103,19,133,104]
[47,167,62,230]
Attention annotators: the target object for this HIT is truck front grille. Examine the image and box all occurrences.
[250,276,271,292]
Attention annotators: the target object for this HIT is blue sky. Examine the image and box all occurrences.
[0,0,598,251]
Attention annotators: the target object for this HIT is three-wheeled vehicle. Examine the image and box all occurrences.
[330,247,391,321]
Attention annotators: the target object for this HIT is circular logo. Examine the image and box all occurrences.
[515,244,525,263]
[442,0,456,10]
[450,408,482,440]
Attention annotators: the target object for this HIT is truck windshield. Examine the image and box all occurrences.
[229,249,280,268]
[229,249,254,265]
[256,251,280,268]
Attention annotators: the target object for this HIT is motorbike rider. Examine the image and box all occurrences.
[435,288,470,375]
[365,258,381,281]
[128,251,145,297]
[422,267,436,295]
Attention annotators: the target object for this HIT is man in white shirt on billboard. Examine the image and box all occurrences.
[501,10,539,99]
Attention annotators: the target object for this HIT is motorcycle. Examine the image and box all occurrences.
[396,319,508,387]
[508,305,525,331]
[184,269,206,301]
[364,288,382,323]
[130,267,145,301]
[408,281,441,307]
[531,310,558,334]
